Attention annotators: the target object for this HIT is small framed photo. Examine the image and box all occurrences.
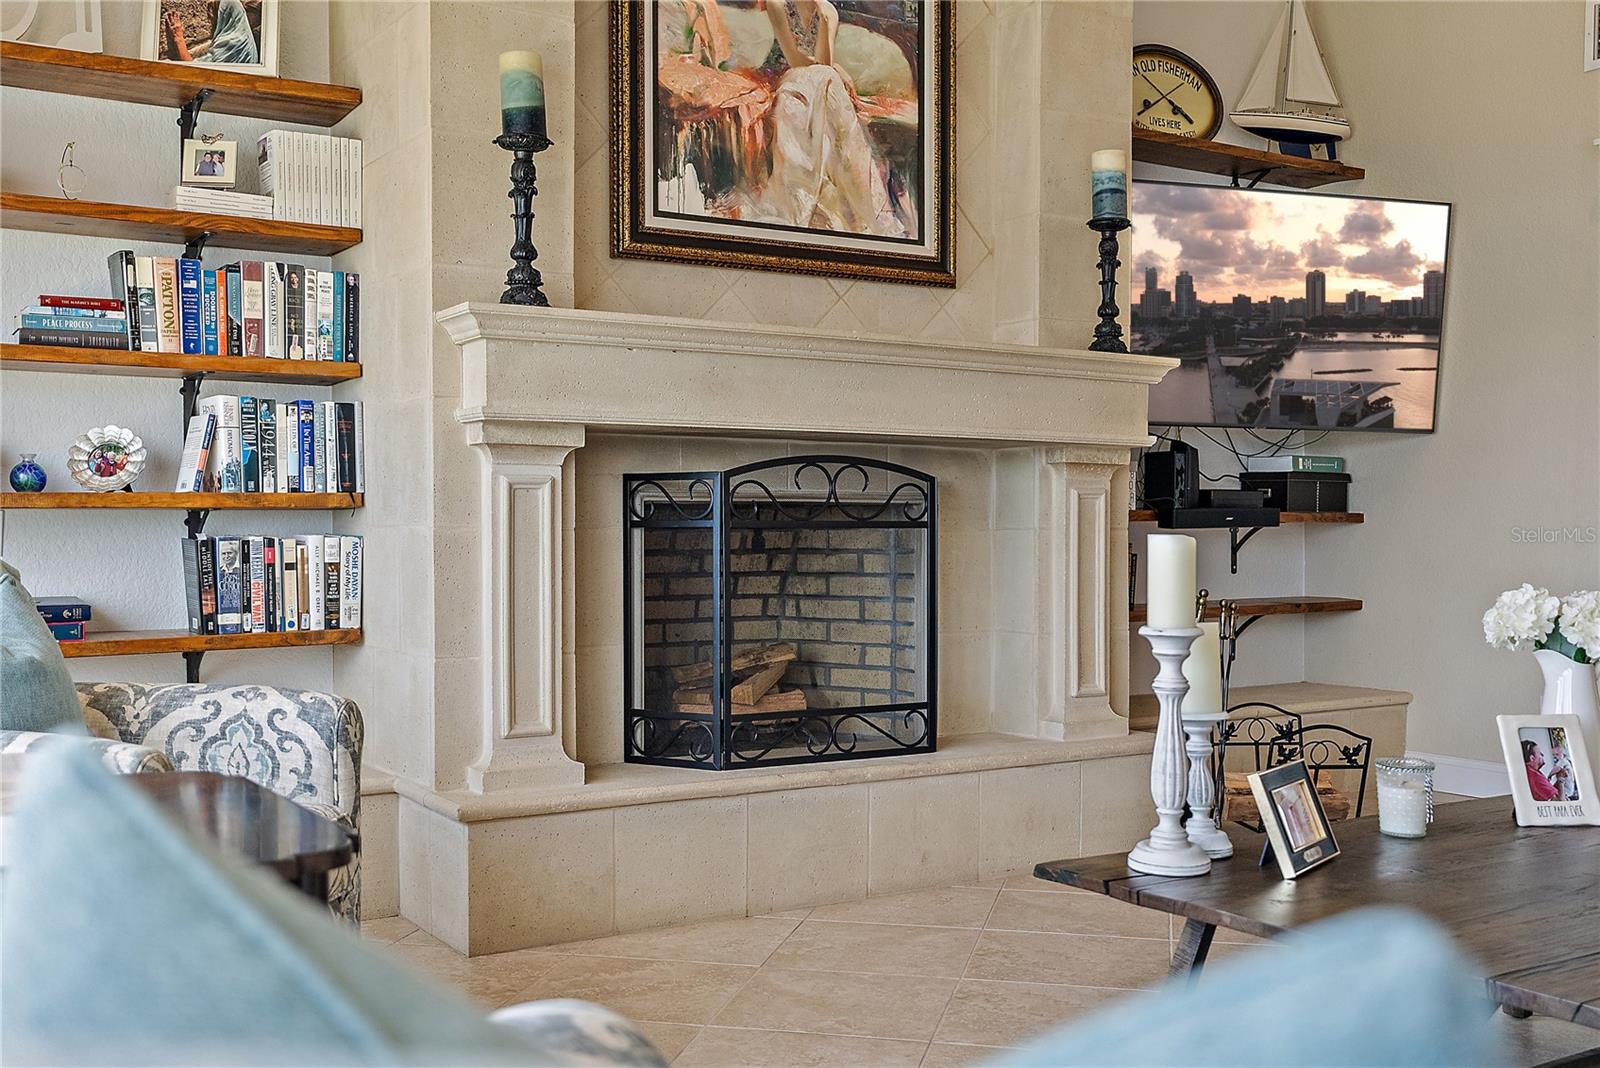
[142,0,278,77]
[1498,715,1600,826]
[181,139,236,187]
[1248,760,1340,879]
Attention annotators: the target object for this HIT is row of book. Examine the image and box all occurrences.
[258,130,362,228]
[36,596,91,643]
[15,254,361,362]
[183,534,362,636]
[179,397,365,495]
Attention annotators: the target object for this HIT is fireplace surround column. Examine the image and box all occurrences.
[1044,444,1134,739]
[459,412,587,792]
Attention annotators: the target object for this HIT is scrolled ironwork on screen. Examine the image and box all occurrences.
[727,459,930,524]
[628,717,718,764]
[727,708,931,764]
[625,477,715,523]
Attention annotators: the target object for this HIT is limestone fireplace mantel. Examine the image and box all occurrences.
[437,304,1175,795]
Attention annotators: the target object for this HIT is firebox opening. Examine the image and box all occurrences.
[623,457,937,770]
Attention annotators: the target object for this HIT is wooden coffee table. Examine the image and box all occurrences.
[1036,798,1600,1032]
[131,772,355,901]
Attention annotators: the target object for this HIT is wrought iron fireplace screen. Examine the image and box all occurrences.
[623,456,937,770]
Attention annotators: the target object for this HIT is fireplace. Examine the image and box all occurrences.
[623,456,937,769]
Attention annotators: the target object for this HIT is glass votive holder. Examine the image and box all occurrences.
[1376,757,1434,838]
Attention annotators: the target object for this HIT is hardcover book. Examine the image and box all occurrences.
[282,537,300,631]
[241,260,265,357]
[339,535,362,629]
[305,536,325,631]
[177,258,203,355]
[17,314,128,332]
[323,535,342,629]
[106,251,141,351]
[297,401,316,493]
[216,268,231,356]
[153,257,181,353]
[224,264,243,356]
[296,540,311,630]
[240,396,261,493]
[201,269,219,355]
[352,401,365,493]
[258,399,278,493]
[316,270,334,360]
[302,269,319,358]
[335,402,357,494]
[281,406,299,492]
[38,295,123,311]
[182,538,206,633]
[238,538,253,632]
[264,262,286,359]
[332,271,345,361]
[15,328,129,349]
[196,537,218,634]
[34,597,91,624]
[198,396,242,492]
[174,412,216,492]
[215,537,243,634]
[285,264,306,359]
[248,535,268,632]
[312,402,328,493]
[48,621,85,642]
[133,256,159,353]
[343,273,360,363]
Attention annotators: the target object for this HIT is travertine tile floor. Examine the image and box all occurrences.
[362,874,1598,1066]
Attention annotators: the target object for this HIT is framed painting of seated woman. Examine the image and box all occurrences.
[611,0,956,286]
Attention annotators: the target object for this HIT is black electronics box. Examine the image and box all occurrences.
[1239,471,1352,513]
[1158,506,1280,530]
[1199,488,1269,508]
[1142,441,1200,510]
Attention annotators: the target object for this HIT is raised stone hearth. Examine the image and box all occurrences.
[408,305,1175,953]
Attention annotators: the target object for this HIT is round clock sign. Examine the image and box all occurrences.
[1132,45,1222,140]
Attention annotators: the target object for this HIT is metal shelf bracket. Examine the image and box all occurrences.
[1228,525,1267,574]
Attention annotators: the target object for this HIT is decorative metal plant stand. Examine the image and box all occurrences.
[494,131,552,306]
[1086,215,1132,353]
[1127,626,1212,876]
[622,456,937,771]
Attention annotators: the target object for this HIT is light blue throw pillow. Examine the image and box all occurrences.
[0,558,85,734]
[0,745,548,1066]
[991,907,1504,1067]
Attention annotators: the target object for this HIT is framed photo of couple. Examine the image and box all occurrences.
[611,0,956,286]
[1498,714,1600,827]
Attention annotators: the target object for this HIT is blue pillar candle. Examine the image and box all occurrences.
[499,50,547,141]
[1091,148,1128,220]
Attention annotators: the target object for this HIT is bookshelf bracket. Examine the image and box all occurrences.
[1228,525,1266,574]
[182,230,214,259]
[179,372,205,427]
[184,509,210,537]
[176,88,214,150]
[183,650,205,684]
[1229,168,1275,190]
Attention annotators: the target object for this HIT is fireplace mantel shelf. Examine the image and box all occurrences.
[439,304,1176,449]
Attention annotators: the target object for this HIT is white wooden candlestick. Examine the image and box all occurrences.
[1127,626,1213,877]
[1181,711,1233,858]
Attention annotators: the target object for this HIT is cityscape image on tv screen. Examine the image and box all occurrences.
[1131,181,1451,432]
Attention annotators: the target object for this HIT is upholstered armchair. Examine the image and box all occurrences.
[1,682,363,920]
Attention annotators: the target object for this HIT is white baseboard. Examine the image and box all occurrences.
[1407,751,1510,797]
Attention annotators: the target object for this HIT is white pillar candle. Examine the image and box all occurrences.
[1146,533,1196,629]
[1378,778,1429,837]
[1090,148,1129,220]
[1181,621,1222,715]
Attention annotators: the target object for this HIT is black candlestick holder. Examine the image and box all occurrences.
[494,131,554,306]
[1086,215,1132,353]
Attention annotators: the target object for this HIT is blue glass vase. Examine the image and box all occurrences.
[9,453,47,493]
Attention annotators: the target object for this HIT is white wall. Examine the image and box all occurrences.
[1131,1,1600,763]
[0,0,335,687]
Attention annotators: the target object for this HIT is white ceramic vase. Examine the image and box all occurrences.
[1535,648,1600,779]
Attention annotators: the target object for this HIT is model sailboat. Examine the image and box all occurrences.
[1231,0,1350,150]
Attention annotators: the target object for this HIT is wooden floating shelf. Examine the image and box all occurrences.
[3,492,361,510]
[1,344,361,385]
[0,42,361,126]
[1129,510,1364,525]
[1129,596,1362,625]
[1,192,362,256]
[1132,128,1365,190]
[61,628,361,659]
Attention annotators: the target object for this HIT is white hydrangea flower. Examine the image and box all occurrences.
[1482,583,1561,651]
[1557,590,1600,660]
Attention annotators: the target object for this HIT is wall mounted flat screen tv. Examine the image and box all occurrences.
[1131,180,1451,433]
